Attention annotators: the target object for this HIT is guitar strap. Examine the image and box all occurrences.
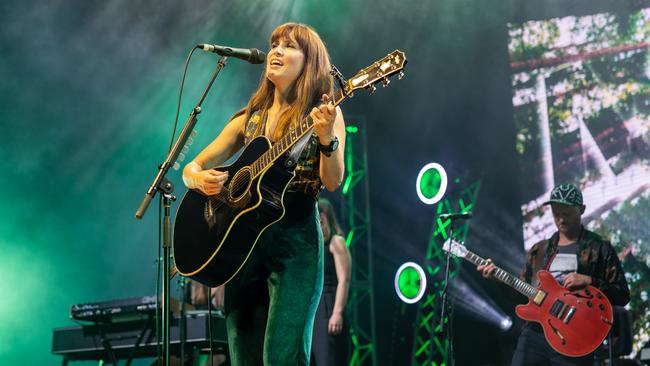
[284,126,313,168]
[544,232,559,270]
[544,227,586,270]
[280,99,323,168]
[285,96,324,168]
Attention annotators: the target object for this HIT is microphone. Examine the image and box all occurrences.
[439,211,473,221]
[197,44,266,64]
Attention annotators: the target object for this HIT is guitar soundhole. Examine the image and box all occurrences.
[228,168,252,203]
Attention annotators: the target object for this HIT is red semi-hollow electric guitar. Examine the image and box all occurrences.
[443,239,613,357]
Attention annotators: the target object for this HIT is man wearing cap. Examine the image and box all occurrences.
[478,183,630,366]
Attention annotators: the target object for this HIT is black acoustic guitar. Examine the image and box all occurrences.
[173,50,407,287]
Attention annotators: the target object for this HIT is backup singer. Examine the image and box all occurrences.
[182,23,346,365]
[311,198,351,365]
[478,183,630,366]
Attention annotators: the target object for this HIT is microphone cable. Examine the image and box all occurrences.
[168,46,200,153]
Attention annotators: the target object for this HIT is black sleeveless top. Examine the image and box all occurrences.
[323,235,340,289]
[244,110,324,198]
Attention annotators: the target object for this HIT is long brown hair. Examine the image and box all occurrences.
[236,23,333,141]
[318,198,345,242]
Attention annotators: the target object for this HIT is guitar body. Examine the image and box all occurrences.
[515,270,613,357]
[172,136,295,287]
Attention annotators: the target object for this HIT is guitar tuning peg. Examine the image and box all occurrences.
[191,130,198,137]
[398,71,405,80]
[182,146,189,154]
[178,152,186,162]
[172,162,181,171]
[368,84,377,94]
[382,78,390,87]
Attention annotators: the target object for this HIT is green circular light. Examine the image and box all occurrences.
[398,268,421,298]
[395,262,426,304]
[416,163,447,205]
[421,170,442,197]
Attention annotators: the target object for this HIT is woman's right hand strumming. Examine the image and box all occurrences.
[182,161,229,196]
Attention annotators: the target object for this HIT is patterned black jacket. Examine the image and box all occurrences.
[521,227,630,306]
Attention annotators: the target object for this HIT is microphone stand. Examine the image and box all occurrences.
[178,276,189,366]
[135,54,229,366]
[439,218,456,366]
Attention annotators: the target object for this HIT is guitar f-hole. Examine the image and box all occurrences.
[547,319,566,345]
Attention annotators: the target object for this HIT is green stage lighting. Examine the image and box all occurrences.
[395,262,426,304]
[346,125,359,134]
[416,162,447,205]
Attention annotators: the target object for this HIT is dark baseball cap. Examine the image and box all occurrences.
[543,183,583,206]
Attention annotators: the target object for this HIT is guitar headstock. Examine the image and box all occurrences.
[442,239,468,258]
[343,50,407,96]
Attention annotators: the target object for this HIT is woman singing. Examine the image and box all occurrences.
[182,22,346,365]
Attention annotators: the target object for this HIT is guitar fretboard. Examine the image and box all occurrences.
[463,249,538,298]
[249,88,346,178]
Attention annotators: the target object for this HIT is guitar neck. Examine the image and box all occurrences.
[249,89,347,178]
[461,249,538,298]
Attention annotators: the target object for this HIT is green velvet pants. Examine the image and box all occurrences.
[224,193,324,366]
